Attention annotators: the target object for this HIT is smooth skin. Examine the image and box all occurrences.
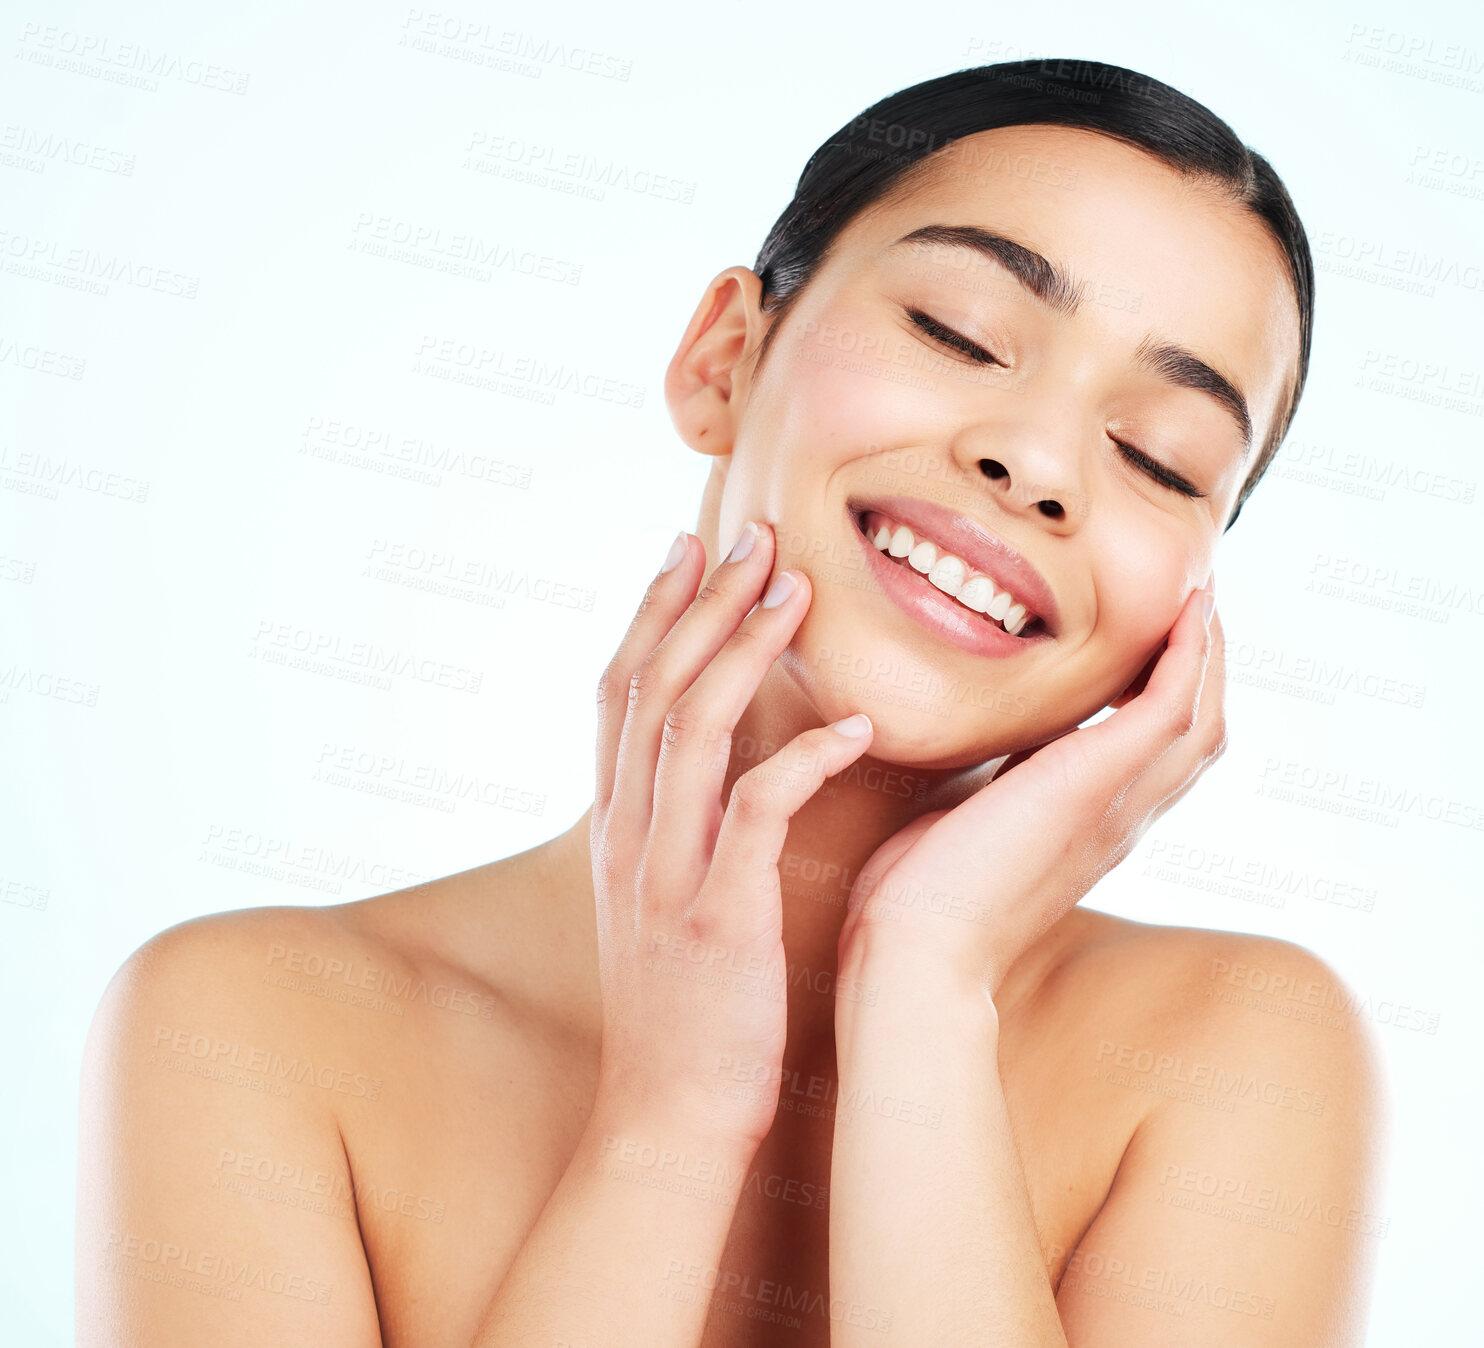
[77,125,1389,1347]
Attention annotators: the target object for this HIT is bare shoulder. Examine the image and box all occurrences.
[1049,910,1391,1344]
[95,819,596,1038]
[1068,908,1388,1100]
[76,843,594,1347]
[77,902,390,1346]
[86,892,480,1078]
[1027,906,1388,1153]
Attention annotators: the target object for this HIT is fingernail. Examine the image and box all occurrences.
[659,531,687,574]
[831,713,872,738]
[726,521,759,563]
[761,570,797,608]
[1203,590,1216,627]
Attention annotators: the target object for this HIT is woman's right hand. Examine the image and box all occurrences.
[590,520,875,1151]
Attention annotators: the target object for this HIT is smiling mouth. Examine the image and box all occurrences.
[848,507,1050,640]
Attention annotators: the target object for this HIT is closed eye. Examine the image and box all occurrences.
[904,307,1003,366]
[907,305,1205,500]
[1113,439,1207,498]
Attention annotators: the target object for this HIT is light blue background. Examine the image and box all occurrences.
[3,1,1480,1342]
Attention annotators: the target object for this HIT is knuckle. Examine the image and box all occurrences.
[628,660,667,708]
[1166,695,1198,738]
[693,577,725,610]
[726,619,764,653]
[661,700,709,749]
[596,664,627,710]
[727,771,772,822]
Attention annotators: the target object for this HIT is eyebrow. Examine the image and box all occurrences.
[887,224,1254,453]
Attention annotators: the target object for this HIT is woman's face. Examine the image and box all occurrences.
[678,123,1300,769]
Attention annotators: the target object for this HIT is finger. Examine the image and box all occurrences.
[610,520,777,839]
[837,809,947,957]
[1089,578,1218,791]
[595,530,703,814]
[914,581,1217,887]
[646,566,815,895]
[1151,595,1228,807]
[690,717,876,948]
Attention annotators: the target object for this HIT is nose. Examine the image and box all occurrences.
[949,419,1089,532]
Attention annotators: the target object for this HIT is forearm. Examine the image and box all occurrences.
[830,961,1067,1347]
[470,1102,756,1347]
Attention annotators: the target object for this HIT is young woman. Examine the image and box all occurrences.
[77,60,1388,1347]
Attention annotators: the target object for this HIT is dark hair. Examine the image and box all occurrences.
[751,59,1314,533]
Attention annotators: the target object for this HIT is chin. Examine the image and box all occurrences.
[777,629,1070,775]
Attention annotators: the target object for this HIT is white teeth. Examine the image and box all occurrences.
[907,539,938,573]
[859,511,1040,636]
[927,554,967,596]
[956,575,995,613]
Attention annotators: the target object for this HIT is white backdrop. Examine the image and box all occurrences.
[3,1,1481,1342]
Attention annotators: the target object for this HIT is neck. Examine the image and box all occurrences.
[555,658,1024,1069]
[727,660,996,1048]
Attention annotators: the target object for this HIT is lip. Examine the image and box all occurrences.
[843,503,1058,660]
[846,493,1062,637]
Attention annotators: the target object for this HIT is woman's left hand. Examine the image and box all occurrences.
[838,575,1224,1004]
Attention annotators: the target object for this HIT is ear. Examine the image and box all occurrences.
[664,266,770,458]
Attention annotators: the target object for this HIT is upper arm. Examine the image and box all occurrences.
[76,912,385,1347]
[1056,937,1391,1347]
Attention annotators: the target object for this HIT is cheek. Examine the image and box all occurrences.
[1095,530,1196,664]
[765,304,942,461]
